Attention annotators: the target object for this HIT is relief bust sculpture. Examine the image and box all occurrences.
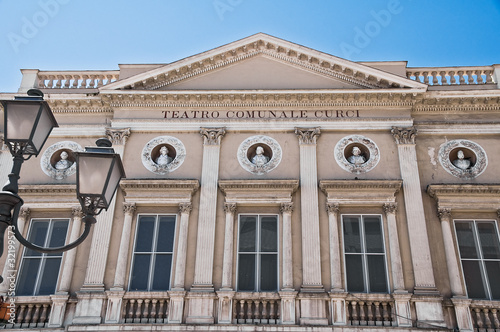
[452,150,471,170]
[54,151,73,170]
[251,146,269,166]
[347,146,366,165]
[155,146,173,165]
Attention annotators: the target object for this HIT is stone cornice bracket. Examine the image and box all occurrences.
[72,206,84,218]
[20,207,31,220]
[179,202,193,214]
[383,202,397,214]
[200,127,225,145]
[123,202,137,215]
[391,126,417,145]
[295,127,320,145]
[223,202,237,214]
[326,202,339,214]
[437,207,452,221]
[280,202,294,214]
[106,127,131,146]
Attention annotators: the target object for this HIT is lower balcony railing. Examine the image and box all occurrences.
[1,297,51,329]
[346,294,395,326]
[232,292,281,324]
[122,292,169,323]
[470,300,500,332]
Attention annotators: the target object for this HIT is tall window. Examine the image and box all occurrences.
[342,215,388,293]
[237,215,278,292]
[16,219,69,296]
[454,220,500,300]
[129,215,176,291]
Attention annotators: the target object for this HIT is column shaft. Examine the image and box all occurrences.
[383,203,405,291]
[438,209,464,296]
[173,203,192,289]
[112,203,136,289]
[221,203,236,289]
[281,203,293,290]
[326,203,343,291]
[58,207,83,293]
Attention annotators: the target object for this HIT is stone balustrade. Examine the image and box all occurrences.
[36,71,119,89]
[406,66,495,86]
[470,301,500,332]
[2,297,51,329]
[122,292,169,324]
[232,293,281,324]
[346,294,394,326]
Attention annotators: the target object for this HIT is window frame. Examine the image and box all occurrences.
[16,218,69,296]
[453,219,500,300]
[341,213,389,293]
[128,213,177,292]
[236,213,280,292]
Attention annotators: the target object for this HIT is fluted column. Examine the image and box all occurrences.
[383,203,405,291]
[192,128,225,290]
[0,207,29,294]
[280,202,293,290]
[173,203,192,290]
[326,202,343,291]
[57,207,84,293]
[391,127,437,294]
[295,127,323,290]
[111,202,136,290]
[221,203,236,290]
[438,208,464,296]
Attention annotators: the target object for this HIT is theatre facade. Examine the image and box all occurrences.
[1,33,500,331]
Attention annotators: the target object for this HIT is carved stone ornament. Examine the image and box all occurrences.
[200,127,225,145]
[295,127,320,145]
[437,208,452,221]
[40,141,83,180]
[106,127,131,146]
[19,207,31,220]
[237,135,282,175]
[383,203,397,214]
[391,126,417,145]
[72,206,84,219]
[326,202,340,214]
[438,140,487,179]
[223,203,237,214]
[123,202,137,215]
[142,136,186,175]
[334,135,380,174]
[179,202,193,214]
[280,202,294,214]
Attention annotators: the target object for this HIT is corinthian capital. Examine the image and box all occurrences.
[123,202,137,215]
[437,208,452,221]
[295,127,320,145]
[106,127,131,145]
[19,207,31,220]
[391,126,417,145]
[200,127,225,145]
[179,202,193,214]
[280,202,294,214]
[326,202,340,214]
[223,203,237,214]
[383,203,397,214]
[72,206,84,219]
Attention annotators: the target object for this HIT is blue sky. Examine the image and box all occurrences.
[1,0,499,92]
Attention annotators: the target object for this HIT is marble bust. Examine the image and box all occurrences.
[54,151,73,170]
[251,146,269,166]
[347,147,366,165]
[155,146,173,165]
[452,150,471,170]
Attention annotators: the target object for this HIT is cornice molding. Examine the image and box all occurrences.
[120,179,199,206]
[427,184,500,212]
[219,179,299,193]
[219,179,299,206]
[18,184,78,208]
[320,179,402,206]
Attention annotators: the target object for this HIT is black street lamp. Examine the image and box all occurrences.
[0,89,125,284]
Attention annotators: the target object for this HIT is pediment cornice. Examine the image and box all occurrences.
[427,184,500,212]
[319,179,402,206]
[102,33,426,91]
[18,184,78,209]
[120,179,199,206]
[219,179,299,206]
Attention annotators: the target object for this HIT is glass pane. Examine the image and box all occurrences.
[152,254,172,291]
[16,258,40,296]
[260,254,277,291]
[345,255,364,292]
[37,258,61,295]
[32,104,56,152]
[104,157,123,205]
[77,155,112,196]
[238,254,256,291]
[135,216,155,252]
[343,217,361,253]
[25,220,49,256]
[455,222,479,259]
[367,255,388,292]
[47,220,68,256]
[6,102,39,140]
[477,222,500,259]
[462,260,486,299]
[260,216,277,252]
[485,261,500,300]
[156,216,176,252]
[239,216,257,252]
[364,216,384,253]
[129,254,151,291]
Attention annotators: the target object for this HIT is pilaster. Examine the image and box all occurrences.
[326,202,343,292]
[280,202,294,290]
[295,127,323,291]
[57,207,83,294]
[221,202,236,290]
[172,203,192,290]
[111,202,136,290]
[383,202,405,292]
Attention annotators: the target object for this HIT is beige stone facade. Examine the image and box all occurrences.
[1,33,500,331]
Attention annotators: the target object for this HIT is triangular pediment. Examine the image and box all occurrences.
[102,33,426,92]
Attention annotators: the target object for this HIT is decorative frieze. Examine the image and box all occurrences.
[391,126,417,145]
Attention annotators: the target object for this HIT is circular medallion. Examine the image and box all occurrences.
[335,135,380,174]
[238,135,282,175]
[438,140,487,179]
[142,136,186,175]
[41,141,83,180]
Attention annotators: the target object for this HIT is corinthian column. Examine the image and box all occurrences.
[280,202,293,290]
[295,127,323,290]
[326,203,343,291]
[383,203,405,292]
[112,202,136,290]
[192,128,225,290]
[173,203,192,290]
[391,127,437,294]
[58,207,84,293]
[221,203,236,290]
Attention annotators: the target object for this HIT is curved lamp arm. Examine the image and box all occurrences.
[12,208,95,254]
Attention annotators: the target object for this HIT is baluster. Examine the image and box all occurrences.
[373,302,382,326]
[458,71,466,84]
[253,300,260,322]
[16,304,26,326]
[81,75,88,88]
[157,299,165,322]
[31,304,41,326]
[449,71,457,84]
[142,299,150,323]
[246,300,253,322]
[23,304,34,325]
[96,76,103,87]
[351,301,359,324]
[474,308,484,329]
[431,71,439,85]
[238,300,245,321]
[37,75,45,88]
[232,299,237,323]
[67,75,75,88]
[120,299,128,322]
[413,72,421,83]
[269,300,276,321]
[406,71,413,80]
[88,75,96,88]
[39,304,49,325]
[359,301,366,325]
[134,299,143,323]
[150,299,157,323]
[61,75,69,88]
[54,76,62,88]
[367,301,374,326]
[422,72,429,84]
[165,299,170,320]
[127,299,135,321]
[382,302,390,326]
[466,70,474,84]
[483,308,492,329]
[439,71,447,85]
[475,70,484,84]
[490,309,499,329]
[262,300,268,321]
[485,70,493,83]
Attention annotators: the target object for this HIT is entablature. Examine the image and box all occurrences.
[219,179,299,206]
[120,179,199,206]
[427,184,500,212]
[319,179,402,206]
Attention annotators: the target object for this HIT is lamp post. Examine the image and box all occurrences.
[0,89,125,284]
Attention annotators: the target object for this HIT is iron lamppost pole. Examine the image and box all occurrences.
[0,89,125,284]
